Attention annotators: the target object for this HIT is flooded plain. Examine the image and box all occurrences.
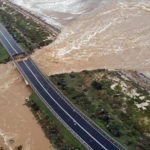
[10,0,103,28]
[0,62,55,150]
[1,0,150,149]
[29,0,150,76]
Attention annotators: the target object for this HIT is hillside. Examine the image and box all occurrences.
[48,69,150,150]
[27,69,150,150]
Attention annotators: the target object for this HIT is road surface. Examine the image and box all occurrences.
[0,23,25,56]
[0,22,124,150]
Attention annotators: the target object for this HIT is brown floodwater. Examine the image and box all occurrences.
[1,0,150,149]
[0,62,55,150]
[31,0,150,77]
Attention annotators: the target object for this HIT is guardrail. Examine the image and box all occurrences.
[0,22,126,150]
[27,58,126,150]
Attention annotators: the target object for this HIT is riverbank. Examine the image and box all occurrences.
[0,0,60,35]
[0,43,9,63]
[0,62,55,150]
[48,69,150,150]
[0,1,60,54]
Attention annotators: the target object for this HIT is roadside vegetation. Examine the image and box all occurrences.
[26,92,86,150]
[0,2,54,54]
[0,43,9,63]
[0,144,22,150]
[27,69,150,150]
[48,70,150,150]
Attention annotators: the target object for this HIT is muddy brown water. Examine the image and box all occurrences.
[0,63,55,150]
[31,0,150,76]
[1,0,150,149]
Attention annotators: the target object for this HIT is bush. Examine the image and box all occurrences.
[16,145,22,150]
[106,88,114,95]
[107,120,122,137]
[115,85,122,92]
[99,113,110,123]
[91,80,102,90]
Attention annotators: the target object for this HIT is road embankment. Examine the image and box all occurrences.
[0,0,60,36]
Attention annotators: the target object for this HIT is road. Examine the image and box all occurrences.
[0,22,123,150]
[0,23,25,57]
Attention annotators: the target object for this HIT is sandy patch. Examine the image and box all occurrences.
[136,100,150,110]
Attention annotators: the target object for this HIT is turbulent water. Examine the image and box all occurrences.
[10,0,150,74]
[10,0,103,28]
[1,1,150,149]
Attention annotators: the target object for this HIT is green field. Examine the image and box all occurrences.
[0,43,9,63]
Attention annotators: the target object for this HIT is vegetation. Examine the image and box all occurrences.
[49,69,150,150]
[15,145,23,150]
[27,69,150,150]
[26,92,86,150]
[0,43,9,63]
[0,2,53,53]
[0,145,22,150]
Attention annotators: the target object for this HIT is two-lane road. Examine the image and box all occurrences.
[0,22,124,150]
[16,58,121,150]
[0,23,25,56]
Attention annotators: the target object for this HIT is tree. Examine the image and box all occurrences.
[107,120,122,137]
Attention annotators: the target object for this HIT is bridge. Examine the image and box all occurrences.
[0,22,125,150]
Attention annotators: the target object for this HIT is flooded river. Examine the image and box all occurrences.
[1,0,150,149]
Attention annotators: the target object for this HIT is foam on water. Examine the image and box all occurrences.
[0,129,17,150]
[9,0,150,72]
[10,0,103,28]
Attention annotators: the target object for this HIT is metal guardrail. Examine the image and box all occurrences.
[15,60,93,150]
[28,58,126,150]
[0,21,126,150]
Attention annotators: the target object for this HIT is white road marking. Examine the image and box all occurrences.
[0,30,18,54]
[17,61,93,150]
[23,60,107,150]
[28,58,120,150]
[0,24,120,150]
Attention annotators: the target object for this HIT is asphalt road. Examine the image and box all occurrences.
[0,23,123,150]
[17,58,121,150]
[0,22,25,56]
